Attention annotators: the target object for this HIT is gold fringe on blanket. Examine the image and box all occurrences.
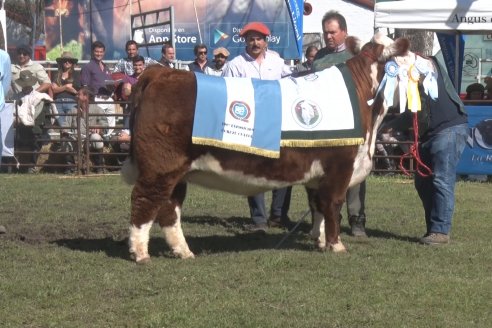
[280,138,364,148]
[192,137,281,158]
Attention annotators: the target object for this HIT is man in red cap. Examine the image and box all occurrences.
[222,22,293,232]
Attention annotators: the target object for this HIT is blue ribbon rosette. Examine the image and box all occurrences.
[414,55,438,100]
[367,60,398,107]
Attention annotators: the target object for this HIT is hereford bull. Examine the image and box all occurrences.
[122,34,409,263]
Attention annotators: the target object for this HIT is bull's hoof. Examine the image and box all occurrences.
[315,239,326,250]
[329,242,347,253]
[173,250,195,259]
[136,257,151,265]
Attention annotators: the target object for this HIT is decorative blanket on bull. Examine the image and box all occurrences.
[192,64,363,158]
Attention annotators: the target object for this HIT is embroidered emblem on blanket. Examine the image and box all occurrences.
[192,66,363,158]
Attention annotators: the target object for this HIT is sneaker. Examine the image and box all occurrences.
[349,215,367,237]
[419,233,450,245]
[244,223,268,233]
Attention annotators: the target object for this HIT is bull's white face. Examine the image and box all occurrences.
[350,35,405,186]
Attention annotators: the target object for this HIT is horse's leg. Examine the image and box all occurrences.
[156,183,194,259]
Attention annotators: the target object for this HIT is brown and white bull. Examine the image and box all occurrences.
[122,34,409,263]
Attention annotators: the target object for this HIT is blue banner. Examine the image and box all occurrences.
[44,0,303,61]
[457,105,492,174]
[285,0,303,58]
[436,32,465,93]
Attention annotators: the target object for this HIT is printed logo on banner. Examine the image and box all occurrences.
[214,29,229,44]
[229,101,251,122]
[292,99,322,129]
[210,23,288,49]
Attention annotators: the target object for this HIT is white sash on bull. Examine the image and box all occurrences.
[192,66,364,158]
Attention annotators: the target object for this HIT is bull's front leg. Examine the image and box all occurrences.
[315,185,347,253]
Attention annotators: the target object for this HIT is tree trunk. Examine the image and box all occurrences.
[394,29,434,56]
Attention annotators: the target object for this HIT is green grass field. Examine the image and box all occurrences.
[0,174,490,327]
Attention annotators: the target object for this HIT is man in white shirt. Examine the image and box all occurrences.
[222,22,293,232]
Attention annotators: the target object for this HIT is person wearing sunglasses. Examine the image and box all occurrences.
[9,44,52,173]
[10,45,51,100]
[51,52,80,126]
[187,44,210,73]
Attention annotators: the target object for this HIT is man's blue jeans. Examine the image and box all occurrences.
[248,187,291,225]
[414,123,468,235]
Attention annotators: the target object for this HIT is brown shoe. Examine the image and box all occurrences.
[419,233,450,245]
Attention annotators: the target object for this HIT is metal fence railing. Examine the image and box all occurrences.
[1,99,416,175]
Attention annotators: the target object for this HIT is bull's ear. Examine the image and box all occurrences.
[372,31,394,47]
[346,36,361,55]
[394,37,411,57]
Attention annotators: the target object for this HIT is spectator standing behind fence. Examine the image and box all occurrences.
[160,42,175,68]
[222,22,293,232]
[0,48,12,178]
[61,86,108,174]
[0,47,11,111]
[113,40,158,76]
[294,45,318,74]
[188,44,210,73]
[0,49,7,232]
[10,45,51,100]
[381,56,468,245]
[51,52,80,126]
[116,55,145,134]
[310,11,367,237]
[10,45,52,173]
[80,41,115,137]
[206,47,229,76]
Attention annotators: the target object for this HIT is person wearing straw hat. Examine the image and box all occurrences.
[10,44,51,100]
[222,21,293,232]
[206,47,230,76]
[52,51,80,126]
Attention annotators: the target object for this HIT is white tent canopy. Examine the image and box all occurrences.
[374,0,492,31]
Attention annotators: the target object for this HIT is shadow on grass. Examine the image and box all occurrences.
[52,232,315,261]
[51,215,420,261]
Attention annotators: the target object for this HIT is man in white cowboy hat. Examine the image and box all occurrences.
[222,22,293,232]
[9,44,51,101]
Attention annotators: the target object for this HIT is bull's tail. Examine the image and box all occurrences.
[121,158,138,185]
[121,68,158,185]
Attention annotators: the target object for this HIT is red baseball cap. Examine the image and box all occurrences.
[239,22,271,37]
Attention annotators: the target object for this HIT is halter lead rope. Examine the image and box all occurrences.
[399,112,433,177]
